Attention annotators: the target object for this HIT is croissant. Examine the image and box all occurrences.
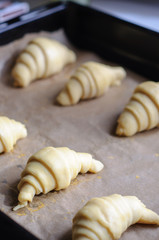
[0,116,27,153]
[72,194,159,240]
[13,146,103,211]
[12,37,76,87]
[116,81,159,136]
[56,61,126,106]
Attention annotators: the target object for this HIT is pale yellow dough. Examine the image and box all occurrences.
[13,146,103,211]
[56,61,126,106]
[72,194,159,240]
[116,81,159,136]
[12,37,76,87]
[0,116,27,153]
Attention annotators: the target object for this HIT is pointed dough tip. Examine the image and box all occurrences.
[92,159,104,173]
[56,90,72,106]
[13,201,27,211]
[116,125,124,136]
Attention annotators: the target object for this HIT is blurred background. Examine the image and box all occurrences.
[0,0,159,32]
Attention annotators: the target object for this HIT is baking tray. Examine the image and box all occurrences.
[0,1,159,239]
[1,1,159,81]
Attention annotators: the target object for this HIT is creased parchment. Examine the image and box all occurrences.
[0,29,158,240]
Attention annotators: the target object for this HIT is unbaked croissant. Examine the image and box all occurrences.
[72,194,159,240]
[0,116,27,153]
[12,37,76,87]
[56,61,126,106]
[116,81,159,136]
[13,146,103,211]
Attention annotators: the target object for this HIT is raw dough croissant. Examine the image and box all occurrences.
[0,116,27,153]
[13,146,103,211]
[116,81,159,136]
[12,37,76,87]
[56,61,126,106]
[73,194,159,240]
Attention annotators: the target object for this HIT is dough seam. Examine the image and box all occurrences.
[16,57,35,81]
[70,75,85,100]
[0,136,7,152]
[21,164,45,193]
[29,157,58,189]
[95,198,117,239]
[76,68,94,98]
[27,159,56,193]
[124,108,140,132]
[51,148,71,190]
[131,95,151,130]
[135,89,159,111]
[66,83,75,105]
[31,42,48,77]
[82,65,99,96]
[26,43,45,78]
[23,50,38,76]
[74,232,94,240]
[74,223,100,240]
[18,174,42,195]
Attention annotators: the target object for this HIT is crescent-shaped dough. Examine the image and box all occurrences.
[13,146,103,211]
[12,37,76,87]
[0,116,27,153]
[116,81,159,136]
[73,194,159,240]
[56,61,126,106]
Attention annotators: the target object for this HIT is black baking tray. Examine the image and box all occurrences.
[0,1,159,239]
[0,1,159,81]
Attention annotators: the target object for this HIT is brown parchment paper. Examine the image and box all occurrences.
[0,29,159,240]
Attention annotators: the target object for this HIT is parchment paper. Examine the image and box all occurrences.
[0,29,159,240]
